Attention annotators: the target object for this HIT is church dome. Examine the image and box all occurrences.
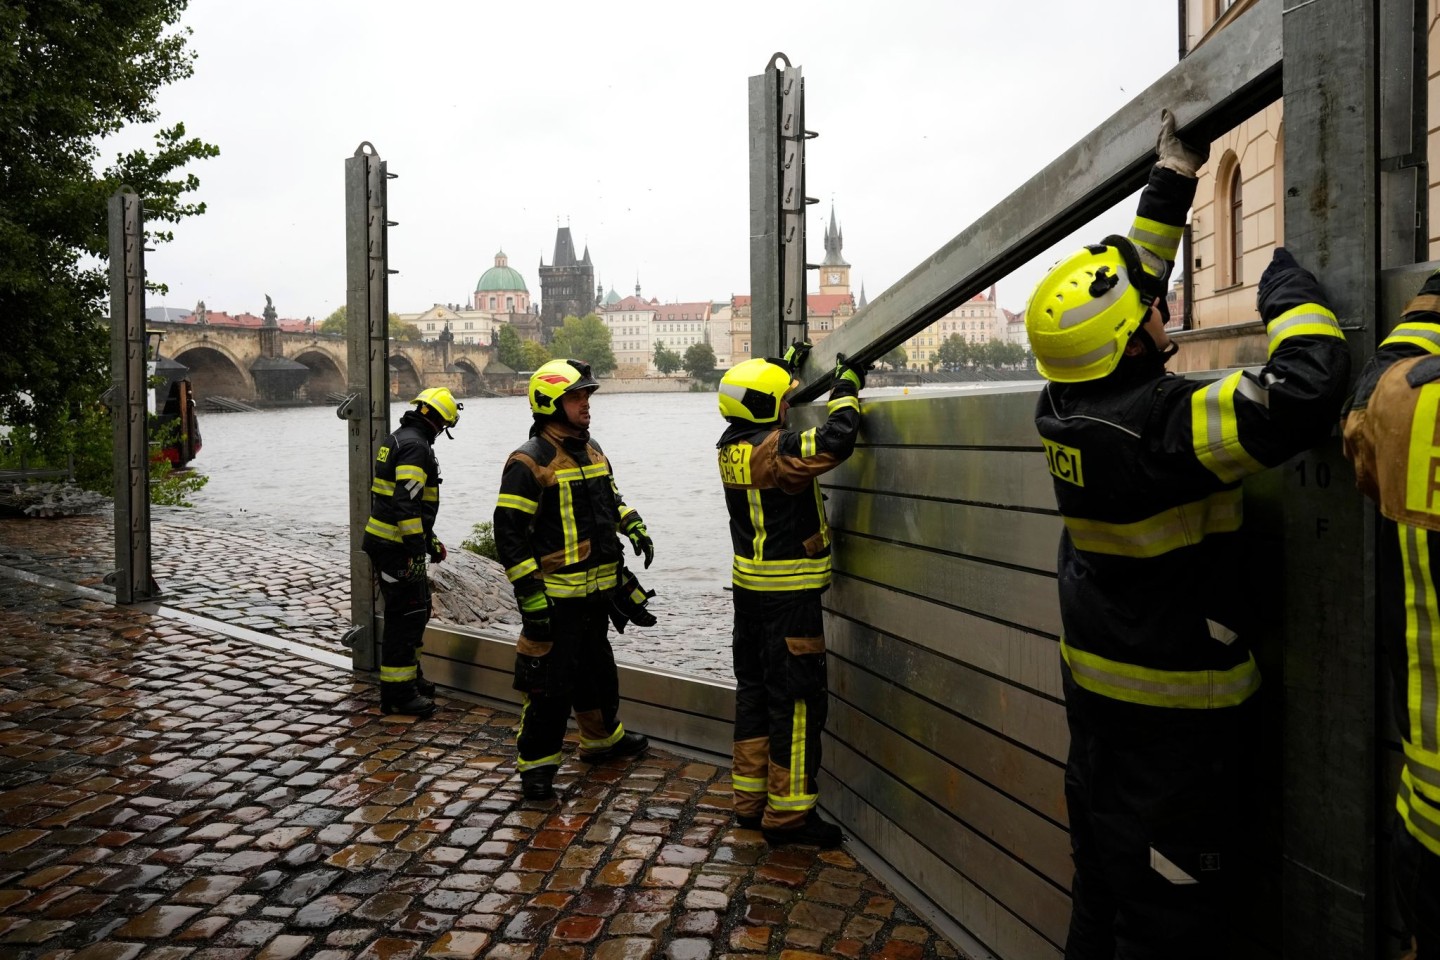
[476,250,528,293]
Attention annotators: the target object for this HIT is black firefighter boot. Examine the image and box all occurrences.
[380,680,435,718]
[415,658,435,698]
[762,810,845,849]
[519,765,557,801]
[579,731,649,763]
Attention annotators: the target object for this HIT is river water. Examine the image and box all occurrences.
[186,391,741,667]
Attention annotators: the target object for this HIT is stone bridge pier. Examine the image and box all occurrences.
[149,321,497,405]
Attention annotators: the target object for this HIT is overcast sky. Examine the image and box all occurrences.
[119,1,1179,323]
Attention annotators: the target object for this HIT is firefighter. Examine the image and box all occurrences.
[1341,276,1440,959]
[362,386,462,718]
[716,344,866,848]
[1025,111,1351,958]
[494,358,655,801]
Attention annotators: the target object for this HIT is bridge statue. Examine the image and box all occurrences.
[194,300,208,326]
[262,294,278,327]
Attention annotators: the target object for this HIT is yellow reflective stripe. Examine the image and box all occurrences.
[1129,215,1184,262]
[1060,638,1261,708]
[732,773,766,792]
[767,700,818,812]
[559,481,579,566]
[371,478,396,496]
[799,428,817,457]
[496,493,539,514]
[732,556,832,575]
[1064,488,1243,558]
[827,396,860,415]
[395,465,427,483]
[1400,526,1440,753]
[1398,767,1440,856]
[1406,387,1440,519]
[812,480,831,551]
[1265,303,1343,357]
[554,464,611,482]
[618,504,637,521]
[422,486,438,503]
[1191,372,1266,483]
[506,557,539,582]
[517,751,563,772]
[1382,322,1440,355]
[746,489,766,561]
[365,518,403,542]
[543,564,620,597]
[380,664,417,682]
[581,722,624,751]
[731,569,832,592]
[1404,739,1440,802]
[629,587,647,604]
[396,517,423,536]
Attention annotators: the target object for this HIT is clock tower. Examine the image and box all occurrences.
[818,205,850,295]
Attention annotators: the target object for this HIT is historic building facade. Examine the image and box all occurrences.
[538,226,596,342]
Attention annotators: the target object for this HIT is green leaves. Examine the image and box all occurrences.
[549,314,616,376]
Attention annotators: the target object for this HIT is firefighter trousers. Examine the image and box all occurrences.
[371,551,430,699]
[1393,816,1440,957]
[731,592,828,830]
[515,595,623,770]
[1062,672,1254,960]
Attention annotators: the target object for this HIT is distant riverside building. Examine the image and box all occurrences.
[538,225,595,342]
[396,247,542,346]
[473,250,530,314]
[600,282,659,377]
[653,300,712,362]
[903,287,1001,369]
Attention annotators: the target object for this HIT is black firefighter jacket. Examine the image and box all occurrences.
[1037,167,1352,711]
[493,420,636,601]
[363,410,441,560]
[717,378,861,611]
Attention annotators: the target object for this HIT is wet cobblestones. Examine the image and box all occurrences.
[0,550,960,959]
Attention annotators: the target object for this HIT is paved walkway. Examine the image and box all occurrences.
[0,520,960,960]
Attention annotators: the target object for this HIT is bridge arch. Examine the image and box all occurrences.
[449,358,483,396]
[290,349,347,402]
[387,354,422,400]
[169,344,253,402]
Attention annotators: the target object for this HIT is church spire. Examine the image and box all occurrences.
[822,203,849,267]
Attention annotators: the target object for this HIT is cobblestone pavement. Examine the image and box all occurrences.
[0,515,731,681]
[0,562,960,960]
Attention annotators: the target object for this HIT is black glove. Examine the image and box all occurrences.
[428,536,447,564]
[608,567,657,634]
[406,554,428,581]
[834,354,872,390]
[516,589,552,645]
[622,514,654,569]
[782,338,813,374]
[1256,247,1330,321]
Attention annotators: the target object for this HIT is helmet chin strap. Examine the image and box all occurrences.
[1132,326,1179,365]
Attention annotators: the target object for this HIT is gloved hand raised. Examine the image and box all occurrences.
[782,338,813,374]
[1155,108,1209,179]
[622,514,654,569]
[834,354,872,391]
[1256,247,1330,321]
[516,589,552,644]
[428,536,447,564]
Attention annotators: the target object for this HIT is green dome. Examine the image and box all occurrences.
[475,250,528,293]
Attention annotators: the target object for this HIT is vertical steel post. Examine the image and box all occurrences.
[749,58,784,359]
[1278,0,1380,953]
[108,188,155,604]
[778,64,810,351]
[341,143,392,672]
[1379,0,1429,269]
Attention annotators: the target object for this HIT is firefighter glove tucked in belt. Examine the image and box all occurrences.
[609,566,657,634]
[622,514,654,569]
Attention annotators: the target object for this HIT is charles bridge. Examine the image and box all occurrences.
[150,321,503,405]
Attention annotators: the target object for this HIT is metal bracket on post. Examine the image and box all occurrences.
[778,64,811,352]
[342,142,393,673]
[107,188,159,604]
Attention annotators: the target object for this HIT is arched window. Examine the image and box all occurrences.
[489,296,497,310]
[1229,166,1244,286]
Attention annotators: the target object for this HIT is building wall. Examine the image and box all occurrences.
[902,295,1002,369]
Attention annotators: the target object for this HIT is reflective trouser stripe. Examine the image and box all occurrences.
[1398,768,1440,856]
[1061,639,1261,708]
[732,773,766,793]
[1265,303,1344,356]
[1401,525,1440,752]
[1192,372,1267,483]
[515,698,563,771]
[581,722,625,752]
[543,564,619,598]
[769,700,818,812]
[1063,488,1242,558]
[380,664,416,683]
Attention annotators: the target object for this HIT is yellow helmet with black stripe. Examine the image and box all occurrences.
[718,358,793,424]
[412,386,461,428]
[1025,237,1162,383]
